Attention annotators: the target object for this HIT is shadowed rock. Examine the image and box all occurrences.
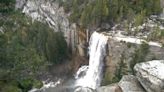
[97,83,122,92]
[118,75,146,92]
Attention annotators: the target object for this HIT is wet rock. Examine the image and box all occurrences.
[77,45,86,57]
[118,75,146,92]
[134,60,164,92]
[74,87,95,92]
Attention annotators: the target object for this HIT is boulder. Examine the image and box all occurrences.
[96,84,122,92]
[134,60,164,92]
[118,75,146,92]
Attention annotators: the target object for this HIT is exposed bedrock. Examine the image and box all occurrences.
[134,60,164,92]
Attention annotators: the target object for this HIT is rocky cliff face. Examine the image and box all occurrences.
[15,1,164,92]
[16,0,69,32]
[16,0,79,53]
[97,60,164,92]
[134,60,164,92]
[104,35,164,82]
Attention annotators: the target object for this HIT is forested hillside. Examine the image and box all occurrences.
[60,0,162,28]
[0,0,68,92]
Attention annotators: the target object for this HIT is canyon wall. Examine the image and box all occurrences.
[104,37,164,84]
[15,0,164,90]
[15,0,83,54]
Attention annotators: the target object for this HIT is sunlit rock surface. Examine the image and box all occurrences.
[22,0,69,32]
[134,60,164,92]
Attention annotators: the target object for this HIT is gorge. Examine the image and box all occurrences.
[0,0,164,92]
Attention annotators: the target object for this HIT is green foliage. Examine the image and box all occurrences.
[0,80,21,92]
[134,10,146,26]
[113,52,128,82]
[130,42,149,74]
[2,85,21,92]
[0,30,47,79]
[32,79,43,89]
[0,0,16,13]
[61,0,162,28]
[102,52,128,85]
[18,78,43,92]
[46,31,68,64]
[147,26,164,44]
[0,79,42,92]
[0,11,68,91]
[18,79,33,92]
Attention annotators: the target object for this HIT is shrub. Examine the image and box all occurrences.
[2,85,21,92]
[0,0,16,13]
[113,52,128,82]
[18,78,43,91]
[130,42,149,74]
[46,31,68,64]
[61,0,162,28]
[18,79,33,92]
[134,10,146,26]
[147,27,164,44]
[33,79,43,89]
[0,11,68,91]
[0,80,21,92]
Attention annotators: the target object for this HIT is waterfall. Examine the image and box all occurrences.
[75,31,108,90]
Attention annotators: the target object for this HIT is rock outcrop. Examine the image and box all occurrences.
[21,0,69,33]
[104,36,164,83]
[98,60,164,92]
[15,0,86,54]
[134,60,164,92]
[118,75,145,92]
[97,75,146,92]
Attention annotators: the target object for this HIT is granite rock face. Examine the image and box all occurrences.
[134,60,164,92]
[118,75,146,92]
[15,0,26,9]
[22,0,69,33]
[104,37,164,83]
[16,0,79,53]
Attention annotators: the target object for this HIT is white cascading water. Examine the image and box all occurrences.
[75,31,108,90]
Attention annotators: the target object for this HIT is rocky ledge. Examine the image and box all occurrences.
[97,60,164,92]
[134,60,164,92]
